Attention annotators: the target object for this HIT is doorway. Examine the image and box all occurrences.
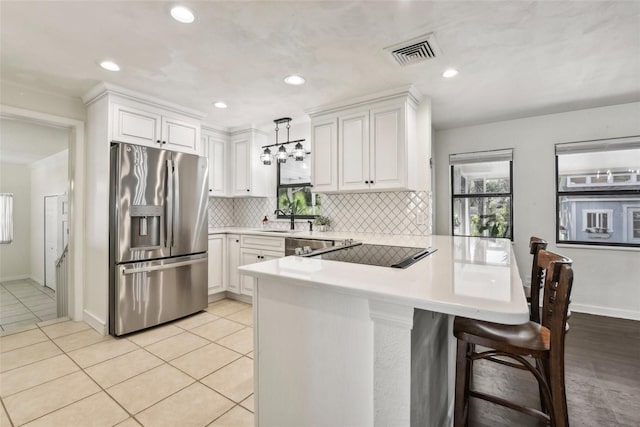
[0,104,84,328]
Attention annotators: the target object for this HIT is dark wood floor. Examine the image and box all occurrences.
[466,312,640,427]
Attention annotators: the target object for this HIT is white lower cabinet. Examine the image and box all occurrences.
[227,235,241,293]
[239,248,283,297]
[208,235,226,295]
[238,235,285,297]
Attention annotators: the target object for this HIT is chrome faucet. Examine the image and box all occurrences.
[274,209,295,230]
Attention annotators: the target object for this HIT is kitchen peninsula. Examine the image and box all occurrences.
[239,235,528,427]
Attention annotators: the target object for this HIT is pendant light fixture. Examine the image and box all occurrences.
[261,118,308,165]
[260,147,273,165]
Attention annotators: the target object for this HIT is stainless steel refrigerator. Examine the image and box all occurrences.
[109,143,209,336]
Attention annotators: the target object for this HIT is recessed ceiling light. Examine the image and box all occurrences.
[442,69,459,78]
[170,6,195,23]
[284,75,305,86]
[100,60,120,72]
[213,101,227,109]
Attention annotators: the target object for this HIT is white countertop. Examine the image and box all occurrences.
[209,227,432,247]
[239,235,529,324]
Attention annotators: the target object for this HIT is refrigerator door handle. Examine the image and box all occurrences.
[165,159,173,249]
[172,161,179,248]
[121,257,206,275]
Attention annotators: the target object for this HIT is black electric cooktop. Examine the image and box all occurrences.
[308,243,436,269]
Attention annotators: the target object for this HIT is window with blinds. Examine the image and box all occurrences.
[556,136,640,247]
[450,149,513,239]
[0,193,14,244]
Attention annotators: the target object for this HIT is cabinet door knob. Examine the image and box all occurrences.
[246,189,250,192]
[209,189,212,192]
[156,140,161,144]
[365,180,369,184]
[370,180,374,184]
[236,240,239,243]
[162,141,167,144]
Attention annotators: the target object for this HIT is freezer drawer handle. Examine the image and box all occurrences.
[121,258,206,275]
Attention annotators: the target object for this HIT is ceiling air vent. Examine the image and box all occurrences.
[384,33,440,66]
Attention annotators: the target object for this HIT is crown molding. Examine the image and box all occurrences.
[305,85,423,118]
[81,82,206,120]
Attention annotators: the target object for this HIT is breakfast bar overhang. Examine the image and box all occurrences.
[239,236,529,427]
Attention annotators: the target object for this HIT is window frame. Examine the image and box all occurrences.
[555,136,640,248]
[0,193,14,245]
[450,150,514,240]
[276,153,319,220]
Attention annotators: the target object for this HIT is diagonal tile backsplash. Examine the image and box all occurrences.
[209,191,432,236]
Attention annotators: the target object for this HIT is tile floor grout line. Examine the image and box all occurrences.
[39,323,139,424]
[0,280,56,330]
[0,393,16,427]
[206,404,240,426]
[2,300,255,427]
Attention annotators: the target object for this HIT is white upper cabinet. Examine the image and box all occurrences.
[202,127,229,197]
[84,82,204,156]
[112,102,200,154]
[307,86,430,193]
[339,109,370,191]
[161,115,199,154]
[112,103,161,146]
[310,117,338,192]
[230,129,272,197]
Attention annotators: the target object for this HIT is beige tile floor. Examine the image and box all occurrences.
[0,280,57,332]
[0,299,255,427]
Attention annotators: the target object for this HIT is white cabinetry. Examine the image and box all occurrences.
[238,235,285,297]
[230,129,273,197]
[307,87,430,193]
[202,126,229,196]
[208,235,226,295]
[310,117,339,192]
[227,234,241,293]
[112,102,200,154]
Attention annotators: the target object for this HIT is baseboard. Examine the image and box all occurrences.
[208,292,227,303]
[0,274,30,283]
[83,309,107,335]
[29,276,44,286]
[571,303,640,321]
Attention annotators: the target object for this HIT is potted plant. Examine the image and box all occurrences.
[314,215,332,232]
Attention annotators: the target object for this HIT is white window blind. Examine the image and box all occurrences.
[0,193,14,244]
[449,149,513,165]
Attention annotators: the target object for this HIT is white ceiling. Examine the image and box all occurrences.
[1,1,639,130]
[0,118,69,164]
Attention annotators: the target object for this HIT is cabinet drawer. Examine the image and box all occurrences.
[241,235,285,251]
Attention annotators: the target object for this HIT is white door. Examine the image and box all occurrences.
[227,235,241,293]
[161,116,199,154]
[44,196,59,291]
[311,117,338,192]
[112,103,161,147]
[209,137,227,196]
[232,139,251,196]
[339,110,370,191]
[370,103,406,190]
[58,194,69,253]
[239,247,262,296]
[208,236,226,294]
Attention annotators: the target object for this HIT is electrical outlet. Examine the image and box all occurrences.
[416,213,426,225]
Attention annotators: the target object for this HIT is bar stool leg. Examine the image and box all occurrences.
[454,340,471,427]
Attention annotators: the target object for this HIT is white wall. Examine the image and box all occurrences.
[0,162,31,281]
[433,101,640,320]
[29,150,69,285]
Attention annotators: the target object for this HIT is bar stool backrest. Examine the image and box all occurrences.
[529,236,548,323]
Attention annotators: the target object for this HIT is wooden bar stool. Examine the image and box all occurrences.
[453,250,574,427]
[527,236,548,323]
